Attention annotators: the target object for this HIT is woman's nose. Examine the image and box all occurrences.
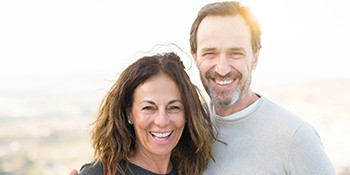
[154,110,169,127]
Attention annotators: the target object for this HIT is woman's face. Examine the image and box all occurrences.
[130,73,185,159]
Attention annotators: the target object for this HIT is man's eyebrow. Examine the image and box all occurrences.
[227,47,246,54]
[201,47,217,52]
[201,47,246,53]
[228,47,245,51]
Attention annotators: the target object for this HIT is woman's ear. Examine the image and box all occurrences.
[127,114,133,125]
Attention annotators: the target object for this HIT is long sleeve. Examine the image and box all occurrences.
[288,123,336,175]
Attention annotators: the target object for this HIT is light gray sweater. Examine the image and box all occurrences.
[203,97,336,175]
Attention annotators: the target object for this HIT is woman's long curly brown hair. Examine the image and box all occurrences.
[91,52,215,175]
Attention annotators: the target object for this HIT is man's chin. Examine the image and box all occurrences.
[213,98,235,108]
[212,93,241,108]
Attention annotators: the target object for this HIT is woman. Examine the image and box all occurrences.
[77,52,215,175]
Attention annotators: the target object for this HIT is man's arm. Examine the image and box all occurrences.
[289,123,336,174]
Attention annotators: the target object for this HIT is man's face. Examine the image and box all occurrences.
[193,15,258,111]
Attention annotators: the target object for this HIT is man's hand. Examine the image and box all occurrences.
[69,169,78,175]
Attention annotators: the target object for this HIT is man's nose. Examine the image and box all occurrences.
[215,54,230,76]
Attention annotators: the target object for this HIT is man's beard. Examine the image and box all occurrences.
[201,71,251,110]
[210,84,241,109]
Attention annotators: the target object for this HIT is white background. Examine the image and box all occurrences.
[1,0,349,78]
[0,1,349,173]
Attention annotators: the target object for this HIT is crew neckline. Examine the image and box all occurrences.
[210,97,263,122]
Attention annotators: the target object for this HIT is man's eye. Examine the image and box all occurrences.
[229,51,244,56]
[203,52,215,56]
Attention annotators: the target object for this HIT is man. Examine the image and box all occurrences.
[70,1,335,174]
[190,1,335,174]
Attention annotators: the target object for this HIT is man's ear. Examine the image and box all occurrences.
[252,51,259,70]
[191,52,199,67]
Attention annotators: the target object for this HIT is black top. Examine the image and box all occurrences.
[79,160,177,175]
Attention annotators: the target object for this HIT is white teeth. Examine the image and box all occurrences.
[216,79,233,85]
[150,131,172,140]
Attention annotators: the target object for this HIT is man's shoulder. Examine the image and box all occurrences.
[258,96,318,137]
[259,96,301,120]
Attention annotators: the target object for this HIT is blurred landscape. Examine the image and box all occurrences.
[1,0,349,174]
[0,73,349,175]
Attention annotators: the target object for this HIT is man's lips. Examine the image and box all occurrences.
[215,79,234,86]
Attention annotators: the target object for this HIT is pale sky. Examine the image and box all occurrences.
[1,2,349,171]
[0,0,349,78]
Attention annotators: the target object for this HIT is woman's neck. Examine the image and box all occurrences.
[128,149,173,174]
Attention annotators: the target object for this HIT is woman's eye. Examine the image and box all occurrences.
[168,105,182,111]
[142,106,154,110]
[170,106,179,109]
